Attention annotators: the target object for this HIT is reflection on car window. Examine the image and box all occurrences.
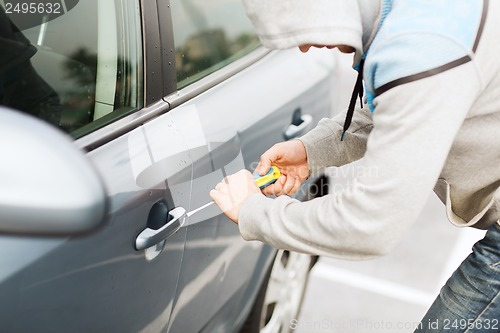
[170,0,260,89]
[0,0,143,138]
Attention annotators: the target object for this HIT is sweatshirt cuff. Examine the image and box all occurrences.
[238,193,272,241]
[298,127,343,172]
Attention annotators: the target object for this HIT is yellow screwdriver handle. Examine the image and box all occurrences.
[253,166,281,189]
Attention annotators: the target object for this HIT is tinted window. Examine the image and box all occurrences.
[170,0,259,88]
[0,0,143,138]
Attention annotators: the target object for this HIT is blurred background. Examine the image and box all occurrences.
[296,191,485,333]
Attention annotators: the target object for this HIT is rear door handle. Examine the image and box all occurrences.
[283,111,313,140]
[135,206,187,251]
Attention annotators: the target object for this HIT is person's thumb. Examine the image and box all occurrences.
[257,149,276,175]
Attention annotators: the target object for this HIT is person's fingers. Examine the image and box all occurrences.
[209,189,220,204]
[210,169,261,224]
[211,184,233,209]
[257,156,272,175]
[261,175,286,196]
[258,145,282,175]
[215,182,223,191]
[238,169,253,178]
[280,175,296,196]
[289,176,302,195]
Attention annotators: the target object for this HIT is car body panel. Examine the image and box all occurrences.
[164,48,336,332]
[0,0,341,331]
[0,100,197,332]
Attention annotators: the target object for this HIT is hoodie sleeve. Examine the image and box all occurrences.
[238,61,481,260]
[298,104,373,171]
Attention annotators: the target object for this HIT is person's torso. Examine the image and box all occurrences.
[365,0,500,228]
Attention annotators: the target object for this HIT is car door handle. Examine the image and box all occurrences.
[135,206,187,251]
[283,114,313,140]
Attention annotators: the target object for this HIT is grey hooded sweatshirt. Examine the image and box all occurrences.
[238,0,500,259]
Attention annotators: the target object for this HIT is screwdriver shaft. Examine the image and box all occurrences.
[186,201,215,217]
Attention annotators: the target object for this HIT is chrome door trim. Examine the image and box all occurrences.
[164,47,271,109]
[75,100,169,151]
[76,48,270,152]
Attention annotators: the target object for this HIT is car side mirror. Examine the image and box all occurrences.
[0,106,107,235]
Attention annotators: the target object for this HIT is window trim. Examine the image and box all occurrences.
[164,46,269,109]
[157,0,269,102]
[76,0,164,151]
[76,1,270,152]
[142,0,163,105]
[157,0,177,97]
[76,47,270,152]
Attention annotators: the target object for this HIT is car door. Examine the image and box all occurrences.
[157,1,338,331]
[0,1,191,332]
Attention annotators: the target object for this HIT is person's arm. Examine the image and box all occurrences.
[238,62,481,260]
[252,105,373,198]
[299,104,373,172]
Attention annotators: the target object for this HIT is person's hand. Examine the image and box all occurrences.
[210,170,262,224]
[256,140,309,196]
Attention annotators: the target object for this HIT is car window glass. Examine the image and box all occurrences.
[170,0,260,89]
[0,0,143,138]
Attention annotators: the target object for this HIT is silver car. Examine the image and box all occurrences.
[0,0,339,332]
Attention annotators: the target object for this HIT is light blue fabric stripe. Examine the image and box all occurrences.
[363,0,483,111]
[363,0,394,112]
[378,0,394,31]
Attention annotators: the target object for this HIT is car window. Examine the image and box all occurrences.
[0,0,142,138]
[170,0,260,89]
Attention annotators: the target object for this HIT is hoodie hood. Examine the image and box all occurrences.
[242,0,363,51]
[242,0,381,64]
